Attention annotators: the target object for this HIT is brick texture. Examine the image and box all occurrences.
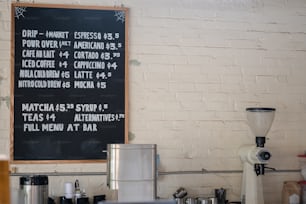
[2,0,306,203]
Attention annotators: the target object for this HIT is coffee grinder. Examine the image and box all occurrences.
[239,107,276,204]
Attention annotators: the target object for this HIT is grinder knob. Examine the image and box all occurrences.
[259,151,271,161]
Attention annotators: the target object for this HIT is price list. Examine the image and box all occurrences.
[12,4,128,161]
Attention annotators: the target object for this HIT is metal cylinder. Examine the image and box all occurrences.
[20,175,48,204]
[107,144,157,201]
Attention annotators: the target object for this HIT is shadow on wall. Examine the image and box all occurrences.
[128,132,136,141]
[129,59,141,66]
[0,74,9,108]
[0,96,10,108]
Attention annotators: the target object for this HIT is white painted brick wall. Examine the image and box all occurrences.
[1,0,306,203]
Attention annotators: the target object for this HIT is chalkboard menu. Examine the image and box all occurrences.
[11,3,128,162]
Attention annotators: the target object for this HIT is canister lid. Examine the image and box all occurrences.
[20,175,48,185]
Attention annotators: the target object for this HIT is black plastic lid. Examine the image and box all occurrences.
[246,107,276,112]
[20,175,48,185]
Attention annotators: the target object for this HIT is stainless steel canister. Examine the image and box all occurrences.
[185,197,196,204]
[208,197,217,204]
[20,175,48,204]
[196,197,212,204]
[106,144,157,201]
